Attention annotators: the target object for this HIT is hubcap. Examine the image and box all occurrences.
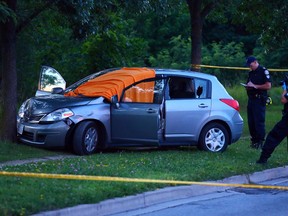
[84,127,97,152]
[205,128,225,152]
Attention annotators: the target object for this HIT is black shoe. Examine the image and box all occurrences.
[256,158,267,164]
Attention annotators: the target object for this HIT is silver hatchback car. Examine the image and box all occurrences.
[17,66,243,155]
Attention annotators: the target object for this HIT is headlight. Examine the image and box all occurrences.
[40,108,74,122]
[18,99,29,118]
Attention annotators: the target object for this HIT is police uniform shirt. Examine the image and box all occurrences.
[246,65,271,97]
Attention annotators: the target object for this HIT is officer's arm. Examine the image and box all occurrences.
[247,81,271,90]
[254,82,271,90]
[281,90,288,104]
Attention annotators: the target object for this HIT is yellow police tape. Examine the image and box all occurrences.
[191,64,288,72]
[1,171,288,190]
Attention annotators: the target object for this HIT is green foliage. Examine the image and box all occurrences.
[0,1,16,23]
[17,4,87,98]
[202,42,246,86]
[234,0,288,49]
[149,35,191,69]
[252,41,288,86]
[82,29,148,73]
[126,2,190,57]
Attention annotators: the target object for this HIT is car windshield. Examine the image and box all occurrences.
[64,68,118,93]
[64,67,156,101]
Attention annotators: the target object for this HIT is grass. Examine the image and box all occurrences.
[0,141,64,163]
[0,86,287,216]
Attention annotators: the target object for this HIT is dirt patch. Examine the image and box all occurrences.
[0,155,78,168]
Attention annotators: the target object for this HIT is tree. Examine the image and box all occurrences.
[186,0,214,69]
[0,0,94,142]
[234,0,288,50]
[185,0,240,70]
[0,0,17,141]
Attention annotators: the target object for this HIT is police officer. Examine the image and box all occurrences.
[256,81,288,164]
[245,56,272,149]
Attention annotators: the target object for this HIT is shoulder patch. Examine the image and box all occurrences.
[264,70,269,75]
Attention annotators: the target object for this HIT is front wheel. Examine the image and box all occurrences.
[199,123,229,152]
[73,121,100,155]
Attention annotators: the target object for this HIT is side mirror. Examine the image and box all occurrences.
[111,95,120,109]
[52,87,64,94]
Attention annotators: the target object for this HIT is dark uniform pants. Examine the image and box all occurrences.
[247,97,266,143]
[261,114,288,160]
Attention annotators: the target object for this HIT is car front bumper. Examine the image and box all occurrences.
[17,120,71,147]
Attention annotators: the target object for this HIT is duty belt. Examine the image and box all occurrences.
[248,93,264,99]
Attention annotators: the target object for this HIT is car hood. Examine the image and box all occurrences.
[25,94,97,115]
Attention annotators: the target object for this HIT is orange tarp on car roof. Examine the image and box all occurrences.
[64,67,156,101]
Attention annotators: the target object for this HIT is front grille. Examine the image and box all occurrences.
[22,131,46,143]
[22,131,34,141]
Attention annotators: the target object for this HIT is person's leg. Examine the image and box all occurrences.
[247,99,257,145]
[253,100,266,148]
[257,116,288,163]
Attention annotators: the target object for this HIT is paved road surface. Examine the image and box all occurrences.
[112,177,288,216]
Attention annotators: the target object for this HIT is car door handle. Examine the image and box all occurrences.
[147,108,157,113]
[198,103,208,108]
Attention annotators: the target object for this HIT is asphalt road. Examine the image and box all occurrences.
[112,177,288,216]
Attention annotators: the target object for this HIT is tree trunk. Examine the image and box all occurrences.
[186,0,216,71]
[187,0,202,71]
[0,0,17,142]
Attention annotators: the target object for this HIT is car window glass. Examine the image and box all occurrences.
[39,66,66,92]
[122,79,165,104]
[168,77,196,99]
[167,77,209,99]
[194,78,208,98]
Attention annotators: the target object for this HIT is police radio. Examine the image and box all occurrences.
[266,96,272,106]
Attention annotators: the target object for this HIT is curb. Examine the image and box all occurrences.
[34,165,288,216]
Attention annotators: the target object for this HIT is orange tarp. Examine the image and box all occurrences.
[123,81,155,103]
[64,67,156,101]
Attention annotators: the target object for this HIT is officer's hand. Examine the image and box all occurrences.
[247,81,256,89]
[282,82,287,90]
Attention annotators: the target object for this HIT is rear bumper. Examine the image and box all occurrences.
[230,113,244,143]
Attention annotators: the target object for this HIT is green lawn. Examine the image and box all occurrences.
[0,86,287,216]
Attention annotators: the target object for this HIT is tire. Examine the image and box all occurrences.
[73,121,100,155]
[199,123,229,152]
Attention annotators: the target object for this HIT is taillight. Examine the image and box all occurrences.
[220,99,240,111]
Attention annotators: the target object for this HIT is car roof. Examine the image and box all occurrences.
[154,68,217,80]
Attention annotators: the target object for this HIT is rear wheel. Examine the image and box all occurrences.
[73,121,100,155]
[199,123,229,152]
